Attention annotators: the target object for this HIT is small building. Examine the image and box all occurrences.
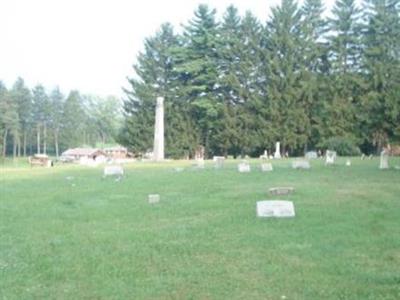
[104,146,130,159]
[61,148,106,162]
[29,154,52,167]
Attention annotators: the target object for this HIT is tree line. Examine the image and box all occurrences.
[0,78,122,159]
[120,0,400,158]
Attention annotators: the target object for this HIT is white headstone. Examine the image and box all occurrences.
[153,97,164,161]
[213,156,225,169]
[346,159,351,166]
[238,162,251,173]
[261,163,273,172]
[148,194,160,204]
[103,165,124,177]
[379,150,389,169]
[256,200,295,218]
[195,159,205,169]
[274,142,281,159]
[269,187,294,196]
[292,160,310,169]
[305,151,318,159]
[325,150,337,165]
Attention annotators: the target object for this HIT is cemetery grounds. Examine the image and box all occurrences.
[0,157,399,299]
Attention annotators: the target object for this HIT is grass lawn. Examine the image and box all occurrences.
[1,157,400,299]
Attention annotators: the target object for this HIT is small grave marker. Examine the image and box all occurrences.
[103,165,124,178]
[292,160,310,169]
[269,187,294,196]
[148,194,160,204]
[238,161,251,173]
[256,201,295,218]
[261,163,273,172]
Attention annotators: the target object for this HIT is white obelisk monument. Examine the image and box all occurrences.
[153,97,164,161]
[274,141,281,159]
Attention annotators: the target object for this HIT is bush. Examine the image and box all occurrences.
[317,137,361,156]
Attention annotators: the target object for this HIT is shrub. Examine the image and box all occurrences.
[317,137,361,156]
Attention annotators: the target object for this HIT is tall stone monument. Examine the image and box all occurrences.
[153,97,164,161]
[274,142,281,159]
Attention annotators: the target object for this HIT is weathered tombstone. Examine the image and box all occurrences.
[213,156,225,169]
[346,159,351,166]
[361,153,366,160]
[103,165,124,178]
[256,200,295,218]
[269,187,294,196]
[153,97,164,161]
[305,151,318,159]
[292,160,310,169]
[148,194,160,204]
[261,163,273,172]
[274,142,281,159]
[325,150,337,165]
[195,159,205,169]
[379,150,389,169]
[238,161,251,173]
[260,150,268,160]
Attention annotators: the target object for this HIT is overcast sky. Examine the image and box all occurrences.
[1,0,336,98]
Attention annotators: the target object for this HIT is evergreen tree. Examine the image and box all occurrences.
[323,0,362,147]
[120,23,194,156]
[361,0,400,151]
[32,84,49,154]
[175,4,220,156]
[10,77,32,156]
[265,0,308,154]
[61,90,86,149]
[49,87,64,157]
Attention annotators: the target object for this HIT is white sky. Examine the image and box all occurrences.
[1,0,335,98]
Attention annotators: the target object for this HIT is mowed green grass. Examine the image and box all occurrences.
[1,158,400,300]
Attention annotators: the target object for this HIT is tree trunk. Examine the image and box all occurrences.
[17,135,21,157]
[13,136,17,160]
[55,130,59,158]
[23,131,27,157]
[37,123,41,154]
[43,123,47,155]
[2,128,8,158]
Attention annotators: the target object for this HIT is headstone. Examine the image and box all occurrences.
[379,150,389,169]
[261,163,273,172]
[103,165,124,178]
[256,200,295,218]
[213,156,225,169]
[238,161,251,173]
[269,187,294,196]
[305,151,318,159]
[292,160,310,169]
[274,142,281,159]
[346,159,351,166]
[325,150,337,165]
[361,154,366,160]
[174,167,184,172]
[195,159,205,169]
[148,194,160,204]
[153,97,164,161]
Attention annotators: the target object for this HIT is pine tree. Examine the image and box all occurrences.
[61,90,86,149]
[265,0,308,154]
[10,77,32,156]
[0,82,19,158]
[49,87,64,157]
[121,23,192,156]
[323,0,362,147]
[175,4,220,156]
[361,0,400,150]
[32,85,49,154]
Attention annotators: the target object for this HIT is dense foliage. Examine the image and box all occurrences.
[120,0,399,158]
[0,79,122,158]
